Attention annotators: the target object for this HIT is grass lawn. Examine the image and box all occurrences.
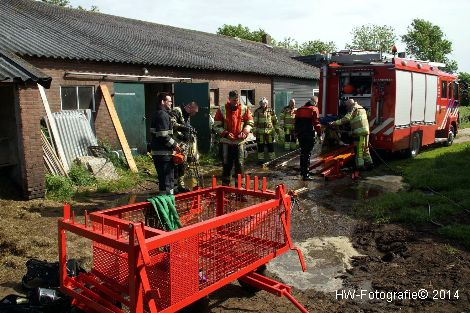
[357,142,470,248]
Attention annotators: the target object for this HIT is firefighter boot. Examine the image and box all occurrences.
[257,152,265,165]
[268,152,276,162]
[284,141,290,151]
[290,141,298,151]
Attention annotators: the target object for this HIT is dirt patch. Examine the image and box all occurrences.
[454,127,470,144]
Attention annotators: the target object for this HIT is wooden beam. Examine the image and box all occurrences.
[99,84,138,173]
[38,84,69,172]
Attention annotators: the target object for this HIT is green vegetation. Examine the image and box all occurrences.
[45,154,156,201]
[357,143,470,247]
[459,72,470,106]
[40,0,99,11]
[459,105,470,128]
[45,174,75,201]
[440,225,470,249]
[402,19,457,73]
[346,24,397,52]
[216,24,336,55]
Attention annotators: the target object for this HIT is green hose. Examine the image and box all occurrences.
[147,194,182,231]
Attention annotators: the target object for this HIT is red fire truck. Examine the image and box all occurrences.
[318,51,459,156]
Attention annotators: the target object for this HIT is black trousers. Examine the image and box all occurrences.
[221,143,244,186]
[298,136,315,176]
[153,155,174,193]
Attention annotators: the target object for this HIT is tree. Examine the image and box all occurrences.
[299,40,336,55]
[346,24,397,52]
[40,0,99,12]
[401,19,457,73]
[458,72,470,106]
[41,0,70,6]
[272,37,299,51]
[217,24,267,42]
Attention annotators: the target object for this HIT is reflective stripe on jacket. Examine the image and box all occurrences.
[335,103,369,136]
[150,108,177,153]
[280,106,296,129]
[253,107,277,135]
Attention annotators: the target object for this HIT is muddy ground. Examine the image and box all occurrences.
[1,143,470,312]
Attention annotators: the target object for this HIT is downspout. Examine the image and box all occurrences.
[321,64,327,117]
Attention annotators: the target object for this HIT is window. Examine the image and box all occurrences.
[441,80,448,98]
[61,86,95,111]
[454,82,459,100]
[210,88,219,107]
[448,82,453,99]
[340,72,372,96]
[240,89,255,106]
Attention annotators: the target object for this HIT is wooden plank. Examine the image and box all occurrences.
[41,130,67,176]
[99,84,138,173]
[38,84,70,172]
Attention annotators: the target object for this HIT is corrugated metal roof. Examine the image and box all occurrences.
[0,49,51,87]
[0,0,319,80]
[51,110,98,169]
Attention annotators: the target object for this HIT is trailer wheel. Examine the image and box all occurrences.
[445,125,455,146]
[409,132,421,158]
[237,264,267,294]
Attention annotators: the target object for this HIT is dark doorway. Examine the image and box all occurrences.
[174,83,210,153]
[0,84,22,197]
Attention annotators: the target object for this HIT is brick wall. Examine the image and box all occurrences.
[17,84,46,199]
[26,57,273,146]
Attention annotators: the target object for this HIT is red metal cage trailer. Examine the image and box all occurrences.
[318,51,459,156]
[58,176,309,313]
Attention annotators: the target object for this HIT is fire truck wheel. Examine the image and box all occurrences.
[445,125,455,146]
[237,264,267,294]
[409,132,421,158]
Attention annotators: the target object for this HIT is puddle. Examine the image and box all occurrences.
[329,183,384,200]
[267,236,364,292]
[364,175,404,193]
[328,175,404,200]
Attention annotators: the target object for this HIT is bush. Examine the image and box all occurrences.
[69,164,96,186]
[45,174,74,201]
[459,105,470,128]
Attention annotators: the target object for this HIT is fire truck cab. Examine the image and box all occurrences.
[319,51,459,156]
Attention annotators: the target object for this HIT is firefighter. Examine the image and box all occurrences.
[295,97,322,181]
[213,90,254,186]
[279,99,297,150]
[150,92,181,194]
[170,101,199,192]
[253,97,279,165]
[330,98,373,170]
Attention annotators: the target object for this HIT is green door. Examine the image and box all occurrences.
[114,83,146,153]
[174,83,210,153]
[274,91,293,118]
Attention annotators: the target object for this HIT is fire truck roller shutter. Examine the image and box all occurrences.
[395,71,412,126]
[425,75,438,124]
[411,73,426,123]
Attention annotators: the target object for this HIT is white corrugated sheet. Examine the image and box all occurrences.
[50,110,98,169]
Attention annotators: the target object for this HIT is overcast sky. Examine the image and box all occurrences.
[72,0,470,73]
